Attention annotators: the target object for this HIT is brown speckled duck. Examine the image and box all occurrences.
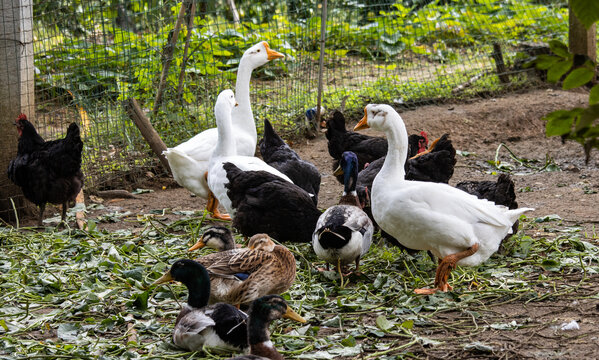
[194,233,297,307]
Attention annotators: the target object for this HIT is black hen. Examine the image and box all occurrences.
[7,114,84,225]
[356,133,456,208]
[259,119,321,205]
[455,174,518,209]
[223,162,321,243]
[405,133,456,183]
[456,173,519,234]
[325,110,387,181]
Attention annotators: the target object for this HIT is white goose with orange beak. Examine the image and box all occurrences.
[164,42,284,220]
[354,104,533,295]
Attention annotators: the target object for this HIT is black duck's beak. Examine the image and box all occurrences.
[283,305,306,323]
[151,270,174,286]
[333,165,344,177]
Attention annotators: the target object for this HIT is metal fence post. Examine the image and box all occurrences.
[316,0,328,129]
[0,0,35,222]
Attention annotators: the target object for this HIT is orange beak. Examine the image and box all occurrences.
[188,235,206,251]
[353,107,369,131]
[263,42,284,60]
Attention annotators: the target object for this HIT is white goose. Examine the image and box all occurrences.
[208,90,291,217]
[354,104,533,295]
[163,42,284,219]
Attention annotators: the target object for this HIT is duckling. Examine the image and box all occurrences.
[189,226,237,252]
[313,151,373,284]
[354,104,533,294]
[152,259,248,352]
[228,295,306,360]
[195,234,297,307]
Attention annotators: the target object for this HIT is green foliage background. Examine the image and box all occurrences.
[30,0,572,189]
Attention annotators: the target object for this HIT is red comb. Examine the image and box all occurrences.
[17,113,27,121]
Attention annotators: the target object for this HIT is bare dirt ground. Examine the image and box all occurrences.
[36,88,599,359]
[84,88,599,232]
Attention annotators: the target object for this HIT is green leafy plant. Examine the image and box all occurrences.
[528,1,599,163]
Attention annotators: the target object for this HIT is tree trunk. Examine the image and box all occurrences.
[225,0,240,24]
[568,2,596,62]
[0,0,35,223]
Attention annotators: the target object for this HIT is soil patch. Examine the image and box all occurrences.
[81,88,597,233]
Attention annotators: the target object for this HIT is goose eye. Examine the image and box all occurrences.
[257,49,261,52]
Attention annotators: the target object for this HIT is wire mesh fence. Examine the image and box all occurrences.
[0,0,589,221]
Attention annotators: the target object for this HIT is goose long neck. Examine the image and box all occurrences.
[233,58,256,134]
[380,115,408,180]
[213,105,237,158]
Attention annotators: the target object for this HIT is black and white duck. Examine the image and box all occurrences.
[152,259,248,352]
[188,225,238,252]
[227,295,306,360]
[312,151,373,284]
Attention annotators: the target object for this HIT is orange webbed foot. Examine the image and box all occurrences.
[210,211,232,221]
[414,288,439,295]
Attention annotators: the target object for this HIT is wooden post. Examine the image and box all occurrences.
[491,43,510,84]
[0,0,35,223]
[316,0,328,130]
[177,0,197,100]
[151,0,189,117]
[569,2,596,62]
[225,0,240,24]
[124,98,171,174]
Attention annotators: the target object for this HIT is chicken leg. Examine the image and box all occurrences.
[414,243,480,295]
[204,172,231,221]
[61,202,68,223]
[37,204,46,226]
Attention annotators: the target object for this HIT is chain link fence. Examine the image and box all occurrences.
[0,0,584,220]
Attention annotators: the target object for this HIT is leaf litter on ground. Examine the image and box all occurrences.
[0,212,597,359]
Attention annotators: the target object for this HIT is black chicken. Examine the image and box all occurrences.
[455,174,517,209]
[223,162,321,243]
[325,110,387,181]
[259,119,321,205]
[356,133,456,208]
[7,114,84,226]
[456,173,519,234]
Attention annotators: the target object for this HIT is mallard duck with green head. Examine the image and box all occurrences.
[152,259,248,352]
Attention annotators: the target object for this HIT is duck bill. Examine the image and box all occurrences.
[353,108,369,131]
[333,165,344,177]
[151,270,173,286]
[263,42,284,60]
[283,306,307,323]
[188,236,206,251]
